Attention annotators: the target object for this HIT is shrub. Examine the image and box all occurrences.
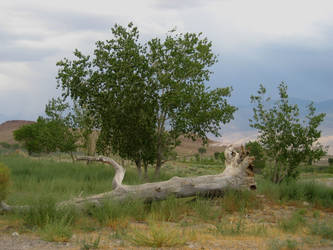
[0,142,11,149]
[0,162,10,202]
[328,158,333,166]
[245,141,265,169]
[128,223,186,248]
[194,153,200,162]
[214,152,220,160]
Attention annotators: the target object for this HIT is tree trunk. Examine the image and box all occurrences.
[0,146,256,212]
[144,163,148,179]
[155,152,162,176]
[135,159,142,177]
[70,152,75,163]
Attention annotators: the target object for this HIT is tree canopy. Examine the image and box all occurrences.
[13,117,78,156]
[56,22,236,174]
[249,82,326,183]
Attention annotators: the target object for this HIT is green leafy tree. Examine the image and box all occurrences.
[214,151,220,160]
[245,141,266,169]
[56,23,236,175]
[45,97,93,157]
[328,158,333,166]
[250,82,326,183]
[198,147,207,155]
[219,151,226,163]
[14,117,78,157]
[14,118,47,155]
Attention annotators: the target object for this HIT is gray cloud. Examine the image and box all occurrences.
[0,26,58,62]
[0,27,43,44]
[0,45,59,62]
[210,40,333,105]
[153,0,219,10]
[15,6,114,33]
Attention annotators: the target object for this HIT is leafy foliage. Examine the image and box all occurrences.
[198,147,207,155]
[328,158,333,166]
[250,82,326,183]
[45,97,93,156]
[13,117,78,155]
[245,141,266,169]
[56,22,236,174]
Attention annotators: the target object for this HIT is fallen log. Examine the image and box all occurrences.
[1,146,256,211]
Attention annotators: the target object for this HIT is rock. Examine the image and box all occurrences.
[11,232,19,237]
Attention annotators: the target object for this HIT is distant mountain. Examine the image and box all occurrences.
[0,120,34,144]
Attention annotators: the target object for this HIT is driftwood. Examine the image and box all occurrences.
[0,146,255,212]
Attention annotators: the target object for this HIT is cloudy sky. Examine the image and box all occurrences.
[0,0,333,123]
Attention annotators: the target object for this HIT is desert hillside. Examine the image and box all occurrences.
[0,120,34,144]
[0,120,225,156]
[1,120,330,159]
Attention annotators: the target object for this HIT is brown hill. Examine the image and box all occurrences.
[0,120,34,144]
[175,136,226,157]
[0,120,226,156]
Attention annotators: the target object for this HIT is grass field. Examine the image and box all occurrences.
[0,153,333,249]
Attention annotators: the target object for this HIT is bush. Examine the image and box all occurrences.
[328,158,333,166]
[0,142,11,149]
[245,141,265,169]
[128,223,186,248]
[0,162,10,202]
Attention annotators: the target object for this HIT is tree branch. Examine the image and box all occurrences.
[76,156,125,190]
[1,146,256,212]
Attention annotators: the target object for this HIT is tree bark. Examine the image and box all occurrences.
[135,159,142,177]
[0,146,256,212]
[144,163,148,179]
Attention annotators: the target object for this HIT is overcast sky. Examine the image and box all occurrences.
[0,0,333,122]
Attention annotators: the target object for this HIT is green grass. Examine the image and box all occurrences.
[0,154,175,205]
[257,177,333,207]
[149,195,189,222]
[220,189,262,213]
[22,196,78,229]
[86,198,146,226]
[127,223,187,248]
[300,165,333,174]
[279,210,306,233]
[2,153,333,248]
[310,220,333,240]
[38,218,73,242]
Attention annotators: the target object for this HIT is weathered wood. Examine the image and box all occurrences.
[0,146,256,211]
